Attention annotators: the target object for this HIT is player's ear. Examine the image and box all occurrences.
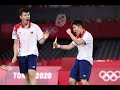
[19,16,22,19]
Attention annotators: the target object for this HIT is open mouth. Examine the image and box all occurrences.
[26,19,29,21]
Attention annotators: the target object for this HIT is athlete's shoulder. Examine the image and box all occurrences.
[31,22,41,30]
[84,31,93,40]
[32,22,40,27]
[86,31,92,36]
[14,23,21,28]
[31,22,38,26]
[13,23,21,31]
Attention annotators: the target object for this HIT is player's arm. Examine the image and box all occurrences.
[39,38,46,45]
[53,42,75,50]
[12,39,18,63]
[66,28,85,45]
[12,26,18,63]
[59,43,75,50]
[68,33,85,45]
[39,31,49,44]
[13,39,18,57]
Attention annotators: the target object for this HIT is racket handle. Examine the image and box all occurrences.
[53,37,57,49]
[7,62,14,66]
[54,37,57,43]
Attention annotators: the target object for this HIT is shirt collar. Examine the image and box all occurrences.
[21,21,31,28]
[76,29,86,38]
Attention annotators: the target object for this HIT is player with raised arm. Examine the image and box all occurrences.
[12,8,49,85]
[53,19,93,85]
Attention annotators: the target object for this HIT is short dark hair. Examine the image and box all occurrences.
[19,8,30,16]
[72,19,84,27]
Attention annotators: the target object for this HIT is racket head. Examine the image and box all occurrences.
[0,64,12,71]
[55,14,66,27]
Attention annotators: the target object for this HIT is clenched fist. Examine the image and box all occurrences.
[66,28,72,35]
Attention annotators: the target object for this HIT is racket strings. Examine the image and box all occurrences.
[55,14,66,27]
[0,65,12,71]
[0,63,13,71]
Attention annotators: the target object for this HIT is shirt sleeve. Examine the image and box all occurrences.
[82,32,93,44]
[12,26,17,40]
[36,25,44,41]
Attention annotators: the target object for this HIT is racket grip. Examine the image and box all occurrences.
[53,46,55,49]
[53,37,57,49]
[54,37,57,43]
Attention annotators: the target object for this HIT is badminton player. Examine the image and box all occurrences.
[53,19,93,85]
[11,8,49,85]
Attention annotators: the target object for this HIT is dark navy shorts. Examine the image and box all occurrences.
[17,54,38,74]
[69,59,92,81]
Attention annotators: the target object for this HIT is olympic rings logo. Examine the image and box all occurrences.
[99,70,120,81]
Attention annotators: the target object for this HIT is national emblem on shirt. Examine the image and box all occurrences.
[30,31,33,34]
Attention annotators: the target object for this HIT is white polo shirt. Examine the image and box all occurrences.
[72,31,93,65]
[12,22,43,56]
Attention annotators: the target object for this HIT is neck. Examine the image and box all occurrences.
[81,28,85,34]
[78,28,85,38]
[22,21,29,26]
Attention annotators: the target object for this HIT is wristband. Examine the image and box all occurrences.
[57,45,61,48]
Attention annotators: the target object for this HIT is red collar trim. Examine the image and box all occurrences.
[76,29,86,38]
[21,21,31,28]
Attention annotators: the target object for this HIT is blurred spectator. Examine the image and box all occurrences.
[94,5,105,7]
[27,5,32,9]
[49,5,71,8]
[29,5,48,8]
[61,5,71,8]
[113,17,120,23]
[84,18,91,24]
[30,5,40,8]
[96,18,102,23]
[49,5,60,8]
[103,17,113,23]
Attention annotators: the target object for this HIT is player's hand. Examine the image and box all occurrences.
[43,31,49,40]
[12,56,17,63]
[66,28,72,35]
[53,42,58,49]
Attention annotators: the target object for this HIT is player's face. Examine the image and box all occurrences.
[72,24,82,35]
[20,12,30,22]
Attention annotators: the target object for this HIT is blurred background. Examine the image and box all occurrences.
[0,5,120,85]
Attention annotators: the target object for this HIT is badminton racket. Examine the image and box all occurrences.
[53,13,67,48]
[0,62,14,71]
